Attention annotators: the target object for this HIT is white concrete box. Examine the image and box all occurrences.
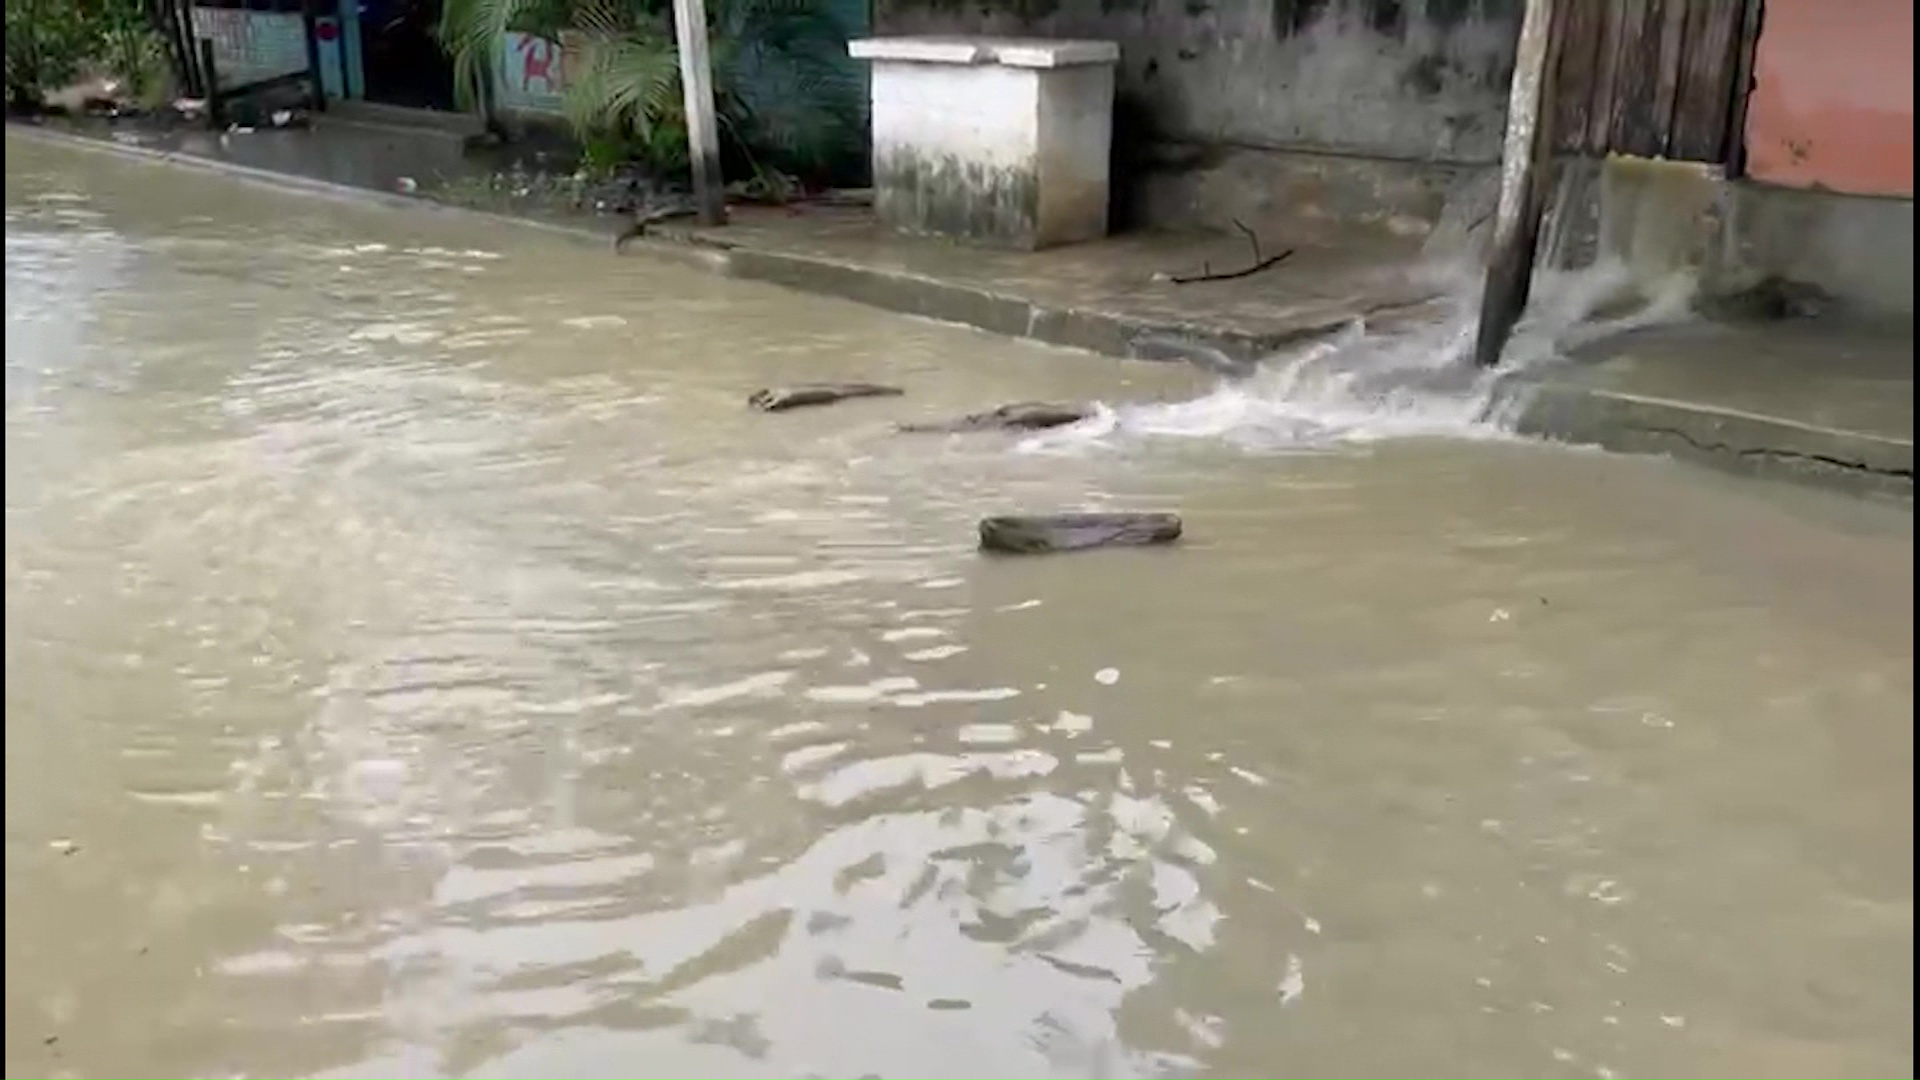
[848,36,1119,250]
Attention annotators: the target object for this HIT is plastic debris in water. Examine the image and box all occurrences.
[1278,953,1305,1006]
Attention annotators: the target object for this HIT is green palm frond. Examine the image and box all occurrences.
[725,66,856,171]
[561,27,677,144]
[443,0,862,185]
[438,0,545,111]
[6,0,180,104]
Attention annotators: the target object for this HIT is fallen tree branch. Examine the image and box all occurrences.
[1169,248,1294,284]
[1167,218,1294,284]
[612,205,700,252]
[1233,217,1262,262]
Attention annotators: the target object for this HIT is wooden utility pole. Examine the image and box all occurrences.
[298,0,327,112]
[199,37,222,128]
[1472,0,1559,368]
[669,0,727,225]
[174,0,207,98]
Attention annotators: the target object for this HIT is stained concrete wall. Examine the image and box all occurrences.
[1714,182,1914,321]
[1722,0,1911,320]
[1742,0,1913,198]
[874,0,1519,161]
[872,0,1522,234]
[1641,0,1916,318]
[870,61,1044,244]
[1532,156,1915,324]
[863,0,1911,323]
[859,42,1115,248]
[1035,62,1118,245]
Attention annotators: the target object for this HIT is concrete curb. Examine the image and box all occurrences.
[5,122,1348,366]
[700,242,1357,363]
[1513,377,1914,499]
[3,123,728,270]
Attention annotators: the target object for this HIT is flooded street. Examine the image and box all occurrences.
[5,135,1913,1079]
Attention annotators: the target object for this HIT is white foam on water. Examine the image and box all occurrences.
[1277,953,1306,1006]
[1019,259,1695,457]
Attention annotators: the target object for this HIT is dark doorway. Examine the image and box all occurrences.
[358,0,456,110]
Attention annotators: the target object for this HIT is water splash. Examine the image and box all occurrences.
[1021,258,1697,456]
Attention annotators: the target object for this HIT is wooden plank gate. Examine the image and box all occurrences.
[1551,0,1763,169]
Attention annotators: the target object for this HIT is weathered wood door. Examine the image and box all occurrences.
[1552,0,1759,164]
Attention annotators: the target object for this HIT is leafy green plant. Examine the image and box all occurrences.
[94,0,171,105]
[579,125,650,173]
[6,0,92,106]
[439,0,864,188]
[5,0,171,109]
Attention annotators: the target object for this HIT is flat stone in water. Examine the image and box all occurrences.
[748,383,905,412]
[978,512,1183,555]
[898,401,1092,434]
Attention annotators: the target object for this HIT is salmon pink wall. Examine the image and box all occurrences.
[1742,0,1913,196]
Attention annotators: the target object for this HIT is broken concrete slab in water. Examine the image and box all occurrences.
[978,513,1184,554]
[747,383,906,412]
[897,402,1094,434]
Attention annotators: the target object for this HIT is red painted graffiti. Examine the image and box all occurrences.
[515,35,565,94]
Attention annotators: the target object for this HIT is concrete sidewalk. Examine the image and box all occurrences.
[643,204,1456,364]
[1514,320,1913,497]
[6,118,1912,498]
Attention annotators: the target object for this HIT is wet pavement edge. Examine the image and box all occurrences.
[7,120,1911,501]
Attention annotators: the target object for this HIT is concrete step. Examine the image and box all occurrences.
[319,100,482,142]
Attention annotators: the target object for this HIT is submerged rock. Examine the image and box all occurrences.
[978,512,1183,555]
[748,383,905,412]
[897,401,1092,434]
[1129,334,1256,379]
[1698,275,1832,322]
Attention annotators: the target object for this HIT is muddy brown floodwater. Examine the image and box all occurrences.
[5,135,1913,1080]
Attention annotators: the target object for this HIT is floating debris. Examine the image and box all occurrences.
[979,513,1182,555]
[897,401,1092,434]
[748,383,904,412]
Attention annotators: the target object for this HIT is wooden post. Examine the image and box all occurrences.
[176,0,206,98]
[156,0,196,100]
[1722,0,1765,178]
[476,53,499,137]
[1471,0,1560,368]
[199,37,223,129]
[669,0,727,225]
[299,0,326,112]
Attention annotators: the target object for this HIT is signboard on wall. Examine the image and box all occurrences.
[496,32,570,116]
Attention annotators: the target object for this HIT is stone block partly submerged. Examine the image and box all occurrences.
[848,36,1119,250]
[978,513,1183,555]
